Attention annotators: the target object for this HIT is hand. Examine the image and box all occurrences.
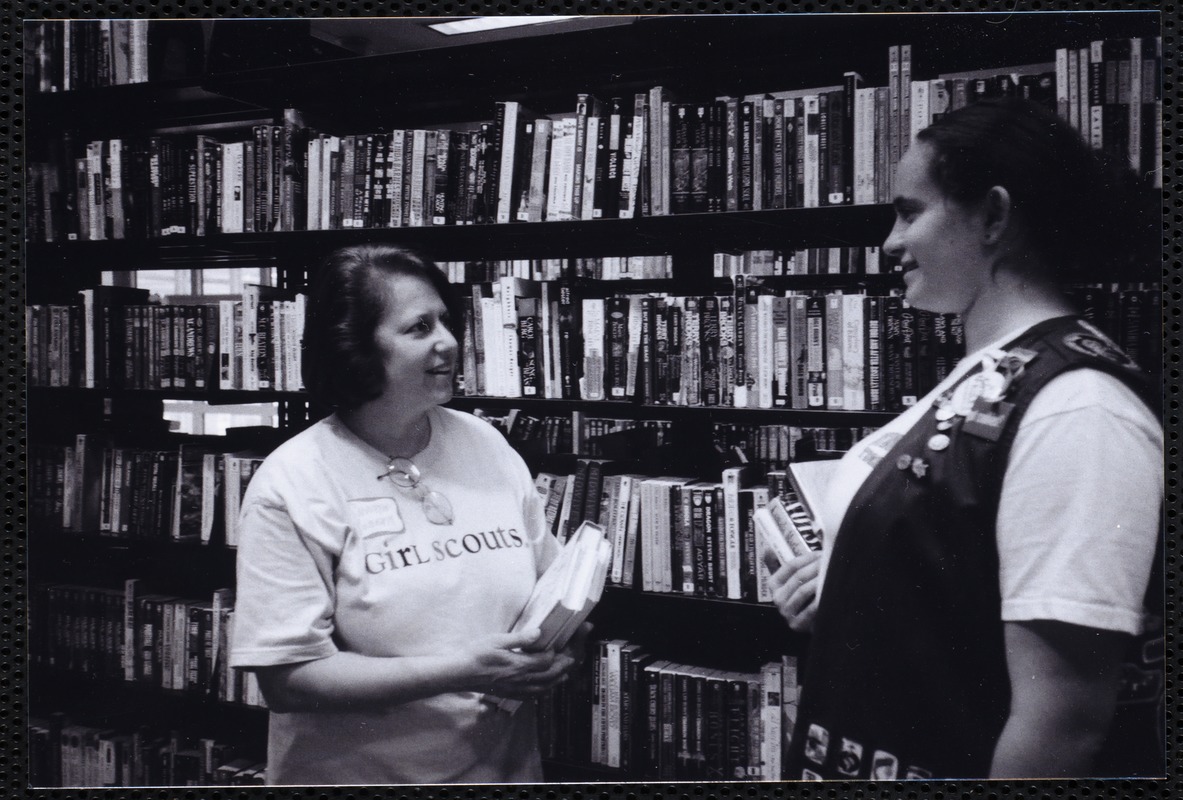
[460,629,576,700]
[555,622,594,677]
[763,548,821,634]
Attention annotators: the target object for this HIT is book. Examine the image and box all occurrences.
[76,286,150,390]
[580,297,606,401]
[495,521,612,713]
[494,101,540,224]
[786,459,837,532]
[720,465,754,600]
[754,494,823,569]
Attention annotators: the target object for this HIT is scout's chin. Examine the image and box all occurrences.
[902,266,926,305]
[901,270,944,315]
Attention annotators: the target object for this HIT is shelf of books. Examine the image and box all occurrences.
[26,12,1161,786]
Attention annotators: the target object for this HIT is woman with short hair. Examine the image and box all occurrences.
[230,243,580,785]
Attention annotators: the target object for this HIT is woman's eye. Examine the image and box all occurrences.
[409,320,430,334]
[893,202,920,224]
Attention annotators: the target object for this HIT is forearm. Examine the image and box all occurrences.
[254,650,473,714]
[990,709,1107,778]
[992,620,1124,778]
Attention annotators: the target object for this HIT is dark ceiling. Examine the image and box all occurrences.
[307,16,638,57]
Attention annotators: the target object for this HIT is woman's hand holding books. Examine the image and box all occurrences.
[763,549,822,634]
[458,628,578,700]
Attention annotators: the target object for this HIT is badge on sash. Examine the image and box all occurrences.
[1064,323,1136,367]
[961,398,1015,441]
[804,723,830,765]
[949,371,1007,416]
[349,496,406,539]
[836,738,864,776]
[871,750,900,780]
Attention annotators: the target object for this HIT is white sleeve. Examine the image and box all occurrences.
[229,479,342,668]
[997,370,1162,634]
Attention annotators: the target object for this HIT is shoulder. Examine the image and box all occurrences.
[435,407,513,449]
[431,407,532,482]
[1024,368,1160,435]
[248,418,352,498]
[259,418,341,468]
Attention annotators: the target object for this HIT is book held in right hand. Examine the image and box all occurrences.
[494,520,612,713]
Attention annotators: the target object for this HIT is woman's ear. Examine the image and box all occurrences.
[981,185,1013,246]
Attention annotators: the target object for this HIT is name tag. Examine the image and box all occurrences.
[349,497,405,539]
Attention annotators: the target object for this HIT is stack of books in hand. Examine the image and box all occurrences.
[754,460,835,568]
[494,520,612,713]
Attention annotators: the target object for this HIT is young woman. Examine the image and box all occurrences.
[765,98,1162,779]
[230,244,581,785]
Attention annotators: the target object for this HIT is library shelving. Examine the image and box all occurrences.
[26,13,1161,787]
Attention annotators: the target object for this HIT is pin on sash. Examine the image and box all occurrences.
[961,398,1015,441]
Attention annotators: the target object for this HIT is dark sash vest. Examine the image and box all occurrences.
[786,316,1163,780]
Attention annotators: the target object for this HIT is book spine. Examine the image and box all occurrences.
[841,293,866,411]
[842,72,861,204]
[771,295,790,409]
[805,294,826,408]
[721,468,746,601]
[495,102,521,224]
[571,94,592,218]
[898,300,918,407]
[517,297,540,398]
[864,295,883,411]
[580,298,605,401]
[578,114,600,221]
[752,97,766,211]
[645,88,664,217]
[738,101,754,211]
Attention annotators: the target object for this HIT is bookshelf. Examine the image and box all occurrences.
[26,12,1161,786]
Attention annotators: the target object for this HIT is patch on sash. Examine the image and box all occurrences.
[871,750,899,780]
[804,723,830,764]
[836,737,864,776]
[348,496,405,539]
[1063,330,1135,367]
[859,431,902,468]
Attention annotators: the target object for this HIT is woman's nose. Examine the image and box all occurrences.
[883,219,905,259]
[434,324,458,352]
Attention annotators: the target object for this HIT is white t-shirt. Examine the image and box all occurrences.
[229,406,560,785]
[817,323,1161,636]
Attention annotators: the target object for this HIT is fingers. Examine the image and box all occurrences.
[776,578,817,619]
[767,550,821,593]
[772,574,818,633]
[768,552,821,634]
[789,602,817,634]
[490,653,575,698]
[761,546,782,576]
[499,628,543,651]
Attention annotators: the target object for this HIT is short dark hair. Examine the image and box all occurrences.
[915,97,1154,283]
[302,244,462,410]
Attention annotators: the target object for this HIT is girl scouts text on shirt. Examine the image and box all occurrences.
[364,527,527,574]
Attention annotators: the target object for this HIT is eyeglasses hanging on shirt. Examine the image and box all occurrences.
[377,457,455,525]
